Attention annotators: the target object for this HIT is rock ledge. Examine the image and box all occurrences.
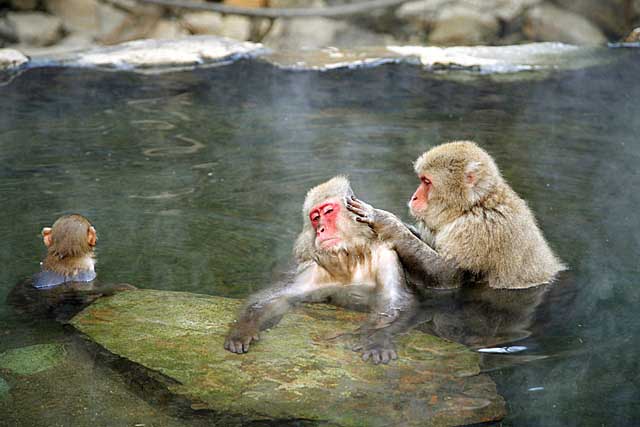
[71,289,506,426]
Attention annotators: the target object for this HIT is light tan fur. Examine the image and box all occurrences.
[294,176,376,265]
[413,141,565,288]
[226,176,409,362]
[41,214,96,276]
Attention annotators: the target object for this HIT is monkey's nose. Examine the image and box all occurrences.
[318,226,325,233]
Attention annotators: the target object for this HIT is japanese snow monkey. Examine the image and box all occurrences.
[347,141,565,290]
[225,176,412,364]
[7,214,135,320]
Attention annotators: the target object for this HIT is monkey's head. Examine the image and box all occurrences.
[410,141,502,225]
[295,176,374,262]
[42,214,97,259]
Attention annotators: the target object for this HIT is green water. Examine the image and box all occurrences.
[1,54,639,425]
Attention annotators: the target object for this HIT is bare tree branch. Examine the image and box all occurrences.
[133,0,412,18]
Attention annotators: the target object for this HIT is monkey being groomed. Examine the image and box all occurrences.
[7,214,136,322]
[224,176,413,364]
[347,141,566,291]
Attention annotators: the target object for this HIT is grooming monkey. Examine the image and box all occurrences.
[225,176,412,364]
[7,214,135,321]
[347,141,565,290]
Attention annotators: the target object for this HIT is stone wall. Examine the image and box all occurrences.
[0,0,638,55]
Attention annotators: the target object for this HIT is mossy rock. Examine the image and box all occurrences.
[0,344,66,376]
[71,289,505,426]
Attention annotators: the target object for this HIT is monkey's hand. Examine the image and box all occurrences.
[352,332,398,365]
[346,196,406,242]
[224,322,260,354]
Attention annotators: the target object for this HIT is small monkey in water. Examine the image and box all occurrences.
[348,141,565,290]
[225,176,412,364]
[7,214,135,321]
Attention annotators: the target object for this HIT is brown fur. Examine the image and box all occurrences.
[42,214,96,276]
[412,141,565,288]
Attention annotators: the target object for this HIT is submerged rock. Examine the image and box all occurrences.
[0,376,9,399]
[0,344,66,375]
[71,289,505,426]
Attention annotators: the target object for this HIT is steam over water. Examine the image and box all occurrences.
[1,54,639,425]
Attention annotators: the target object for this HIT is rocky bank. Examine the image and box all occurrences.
[1,0,639,58]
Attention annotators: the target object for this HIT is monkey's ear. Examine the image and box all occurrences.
[87,226,97,247]
[464,161,482,187]
[42,227,53,247]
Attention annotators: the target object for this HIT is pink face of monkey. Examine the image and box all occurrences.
[409,175,433,216]
[309,200,342,249]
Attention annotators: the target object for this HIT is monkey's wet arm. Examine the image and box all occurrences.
[355,248,413,364]
[347,197,460,288]
[224,267,323,354]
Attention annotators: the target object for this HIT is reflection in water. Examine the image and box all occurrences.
[129,187,196,200]
[130,119,176,130]
[7,278,135,322]
[142,135,205,157]
[0,56,639,426]
[411,284,549,349]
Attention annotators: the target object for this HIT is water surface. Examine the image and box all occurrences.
[1,53,639,425]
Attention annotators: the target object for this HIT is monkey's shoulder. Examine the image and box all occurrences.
[32,269,97,289]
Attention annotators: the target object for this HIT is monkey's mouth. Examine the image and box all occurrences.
[318,237,341,248]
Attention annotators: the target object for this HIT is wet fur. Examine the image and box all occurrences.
[354,141,565,289]
[413,141,565,288]
[42,214,96,276]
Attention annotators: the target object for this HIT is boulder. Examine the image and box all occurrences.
[217,15,252,41]
[45,0,99,34]
[16,32,95,57]
[5,12,63,47]
[10,0,39,11]
[551,0,630,37]
[395,0,455,30]
[180,12,224,35]
[396,0,540,29]
[148,19,190,40]
[428,6,500,46]
[70,289,506,426]
[264,17,349,49]
[95,3,133,44]
[624,27,640,42]
[468,0,541,22]
[524,4,607,46]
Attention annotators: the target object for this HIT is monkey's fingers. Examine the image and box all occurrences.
[346,201,369,218]
[224,337,248,354]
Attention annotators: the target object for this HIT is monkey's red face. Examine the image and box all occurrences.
[409,175,433,214]
[309,201,342,249]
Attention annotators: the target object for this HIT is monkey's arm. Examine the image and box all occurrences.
[355,247,414,364]
[224,266,327,354]
[346,197,461,288]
